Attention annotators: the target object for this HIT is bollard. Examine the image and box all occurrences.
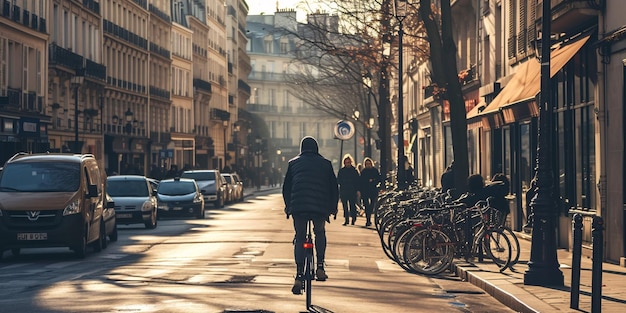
[591,216,604,313]
[570,214,583,309]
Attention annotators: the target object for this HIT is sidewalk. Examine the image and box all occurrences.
[451,231,626,313]
[243,184,281,198]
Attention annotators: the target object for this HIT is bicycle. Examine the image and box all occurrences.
[293,219,315,310]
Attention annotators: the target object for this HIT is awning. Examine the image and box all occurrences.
[479,35,590,120]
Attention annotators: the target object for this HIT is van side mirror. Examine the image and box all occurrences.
[87,184,98,198]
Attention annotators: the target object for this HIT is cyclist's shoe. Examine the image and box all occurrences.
[316,268,328,281]
[292,276,304,294]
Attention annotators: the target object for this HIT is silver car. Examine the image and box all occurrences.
[222,173,243,203]
[107,175,158,229]
[180,170,227,208]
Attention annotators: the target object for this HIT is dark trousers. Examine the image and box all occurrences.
[362,192,377,223]
[293,215,326,273]
[340,193,358,221]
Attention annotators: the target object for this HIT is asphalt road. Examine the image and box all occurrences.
[0,190,514,313]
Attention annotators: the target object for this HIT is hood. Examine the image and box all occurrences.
[0,192,77,211]
[109,196,151,207]
[300,136,319,154]
[158,193,195,202]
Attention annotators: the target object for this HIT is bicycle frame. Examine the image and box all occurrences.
[303,219,314,309]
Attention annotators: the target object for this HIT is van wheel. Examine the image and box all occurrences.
[196,207,205,219]
[109,222,118,242]
[74,235,87,259]
[145,209,157,229]
[11,248,20,256]
[92,221,105,253]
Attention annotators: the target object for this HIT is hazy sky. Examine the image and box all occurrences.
[247,0,301,16]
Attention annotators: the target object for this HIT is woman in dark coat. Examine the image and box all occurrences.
[337,154,361,225]
[359,157,382,227]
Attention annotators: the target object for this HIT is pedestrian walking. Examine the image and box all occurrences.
[337,154,361,226]
[282,136,339,294]
[359,157,382,227]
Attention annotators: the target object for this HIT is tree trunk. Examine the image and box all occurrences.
[420,0,470,192]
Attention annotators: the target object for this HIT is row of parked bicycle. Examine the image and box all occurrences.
[374,185,521,275]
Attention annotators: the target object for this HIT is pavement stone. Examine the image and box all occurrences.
[451,231,626,313]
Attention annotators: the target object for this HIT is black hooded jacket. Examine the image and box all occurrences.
[282,136,339,218]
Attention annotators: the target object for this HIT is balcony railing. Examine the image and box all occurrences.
[210,108,230,121]
[83,0,100,15]
[149,86,170,100]
[49,43,83,70]
[238,79,250,94]
[193,78,212,93]
[248,71,289,81]
[248,104,278,113]
[85,59,106,81]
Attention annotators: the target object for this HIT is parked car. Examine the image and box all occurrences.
[0,153,117,259]
[107,175,158,229]
[222,173,243,203]
[156,177,205,219]
[180,170,227,208]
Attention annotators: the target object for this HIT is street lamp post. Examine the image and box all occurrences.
[124,108,134,134]
[233,123,240,172]
[71,72,85,153]
[223,120,229,171]
[368,117,375,158]
[354,110,360,164]
[393,0,407,189]
[255,137,262,190]
[362,74,373,158]
[523,0,564,287]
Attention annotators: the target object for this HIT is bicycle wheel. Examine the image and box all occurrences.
[304,249,313,309]
[392,223,424,273]
[404,228,454,275]
[501,226,520,266]
[482,229,512,272]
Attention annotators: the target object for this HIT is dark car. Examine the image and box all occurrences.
[156,177,205,219]
[180,170,227,208]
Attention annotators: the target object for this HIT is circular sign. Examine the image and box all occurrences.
[334,120,355,140]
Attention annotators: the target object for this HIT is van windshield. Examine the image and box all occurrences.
[107,180,150,197]
[0,162,80,192]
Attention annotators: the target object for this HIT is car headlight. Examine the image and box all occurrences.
[63,200,81,216]
[142,200,152,211]
[194,195,202,203]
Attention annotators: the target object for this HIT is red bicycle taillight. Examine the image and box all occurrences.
[303,242,314,249]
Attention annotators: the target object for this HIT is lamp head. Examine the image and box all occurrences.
[125,108,133,122]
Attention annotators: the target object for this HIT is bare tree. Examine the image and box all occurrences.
[418,0,469,191]
[283,0,428,176]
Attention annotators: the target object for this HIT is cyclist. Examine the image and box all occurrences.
[283,136,339,295]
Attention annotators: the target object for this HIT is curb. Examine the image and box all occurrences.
[452,263,546,313]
